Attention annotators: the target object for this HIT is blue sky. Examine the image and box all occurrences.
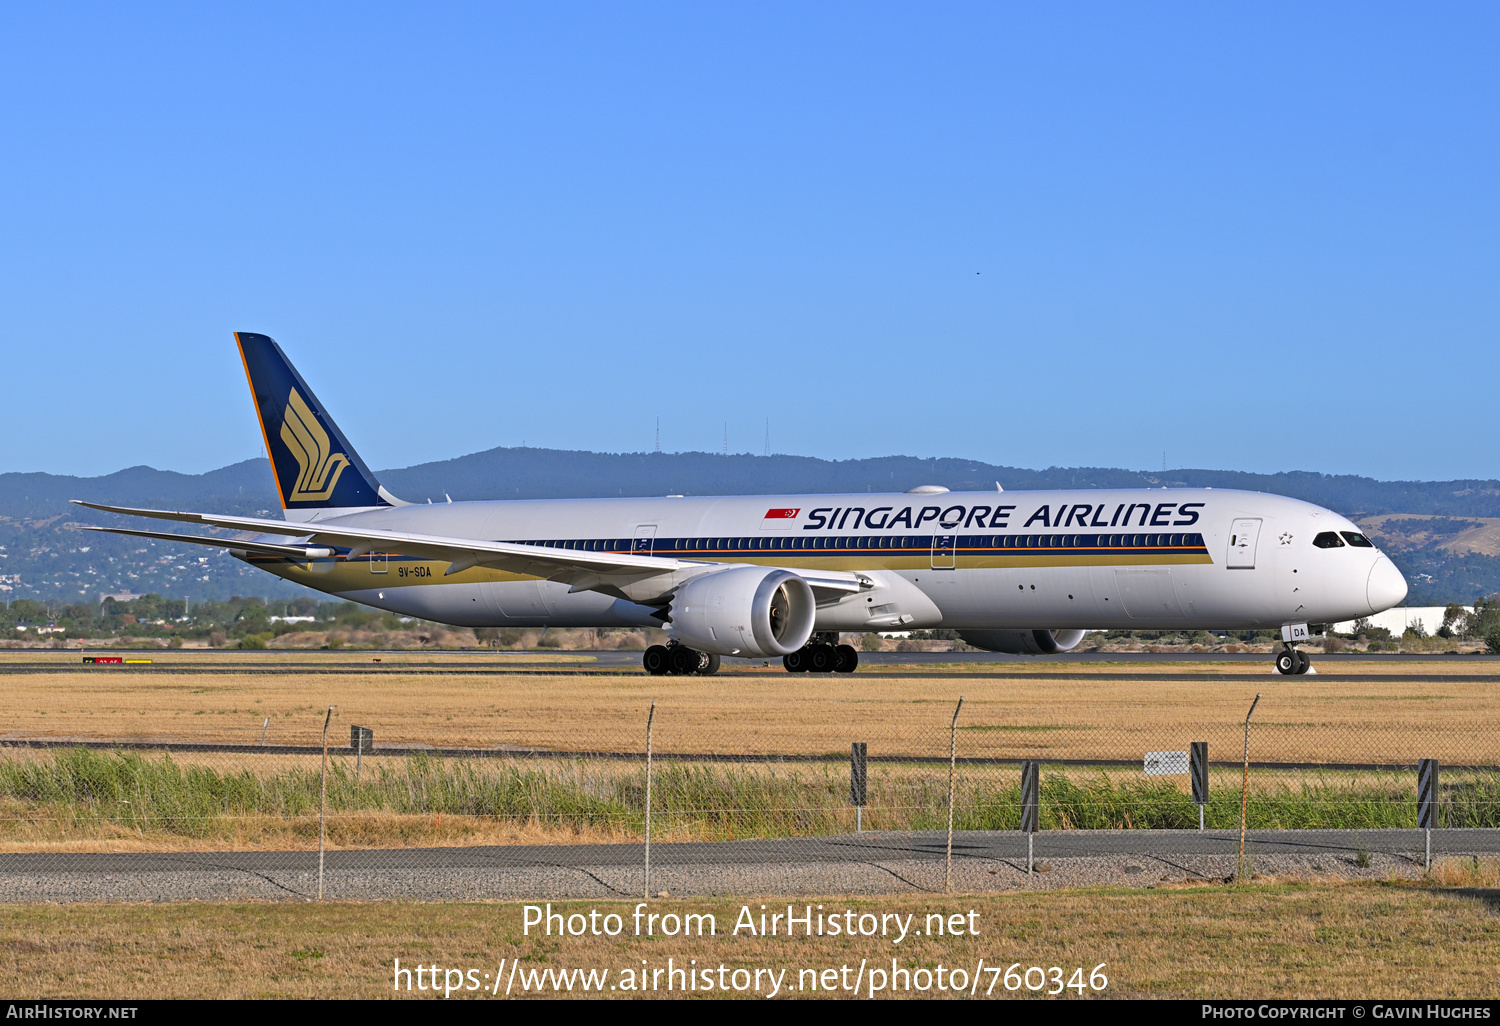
[1,3,1495,481]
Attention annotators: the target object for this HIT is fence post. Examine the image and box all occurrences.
[1418,758,1438,872]
[351,725,372,783]
[1021,760,1040,875]
[318,705,333,901]
[945,696,964,894]
[1191,741,1208,832]
[850,742,867,834]
[1238,693,1260,880]
[644,700,656,901]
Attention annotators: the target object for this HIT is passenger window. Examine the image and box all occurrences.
[1341,532,1374,548]
[1313,532,1344,548]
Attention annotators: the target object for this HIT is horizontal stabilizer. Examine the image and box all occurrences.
[80,526,335,560]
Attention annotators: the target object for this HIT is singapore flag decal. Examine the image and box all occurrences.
[764,508,800,520]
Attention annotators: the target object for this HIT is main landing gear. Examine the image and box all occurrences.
[782,633,859,674]
[643,642,721,676]
[1274,645,1312,675]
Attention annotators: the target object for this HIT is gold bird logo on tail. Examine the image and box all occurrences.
[279,388,351,502]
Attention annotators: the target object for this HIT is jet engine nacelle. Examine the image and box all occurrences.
[958,629,1088,655]
[671,567,817,657]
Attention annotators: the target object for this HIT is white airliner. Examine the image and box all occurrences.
[75,333,1408,676]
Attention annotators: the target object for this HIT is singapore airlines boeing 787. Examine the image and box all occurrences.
[74,333,1408,676]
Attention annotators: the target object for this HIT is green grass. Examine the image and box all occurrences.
[0,748,1496,840]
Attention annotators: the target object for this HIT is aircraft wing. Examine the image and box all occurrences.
[71,500,867,602]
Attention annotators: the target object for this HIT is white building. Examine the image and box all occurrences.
[1330,606,1467,638]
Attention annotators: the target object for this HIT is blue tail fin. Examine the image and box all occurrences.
[235,332,395,516]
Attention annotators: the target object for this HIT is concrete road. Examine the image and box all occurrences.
[2,829,1493,903]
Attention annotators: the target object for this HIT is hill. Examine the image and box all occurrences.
[5,447,1500,605]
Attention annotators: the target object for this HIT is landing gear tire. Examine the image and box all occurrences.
[643,645,670,676]
[670,645,703,675]
[702,653,721,675]
[783,650,809,672]
[1275,647,1312,675]
[808,644,836,673]
[834,645,859,673]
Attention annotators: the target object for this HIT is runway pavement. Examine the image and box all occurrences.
[3,829,1494,903]
[6,648,1496,681]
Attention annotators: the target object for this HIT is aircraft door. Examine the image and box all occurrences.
[633,525,657,555]
[931,534,956,570]
[1227,518,1261,569]
[370,551,388,574]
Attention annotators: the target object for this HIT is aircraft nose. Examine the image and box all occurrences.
[1366,557,1408,614]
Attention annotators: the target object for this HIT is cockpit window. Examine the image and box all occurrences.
[1313,531,1345,548]
[1341,531,1374,548]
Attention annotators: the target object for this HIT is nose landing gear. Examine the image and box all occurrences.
[1274,646,1312,675]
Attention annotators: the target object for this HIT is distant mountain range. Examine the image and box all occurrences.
[4,447,1500,606]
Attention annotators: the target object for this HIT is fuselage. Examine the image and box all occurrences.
[241,486,1408,635]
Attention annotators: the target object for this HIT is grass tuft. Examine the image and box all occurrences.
[0,749,1495,847]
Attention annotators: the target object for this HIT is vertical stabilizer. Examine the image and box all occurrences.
[235,332,403,520]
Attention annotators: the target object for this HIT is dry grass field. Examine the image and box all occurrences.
[0,651,1491,852]
[1,875,1497,999]
[1,651,1496,765]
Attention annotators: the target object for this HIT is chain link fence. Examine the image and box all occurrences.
[0,664,1496,898]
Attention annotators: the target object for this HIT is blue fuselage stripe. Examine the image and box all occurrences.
[249,532,1211,563]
